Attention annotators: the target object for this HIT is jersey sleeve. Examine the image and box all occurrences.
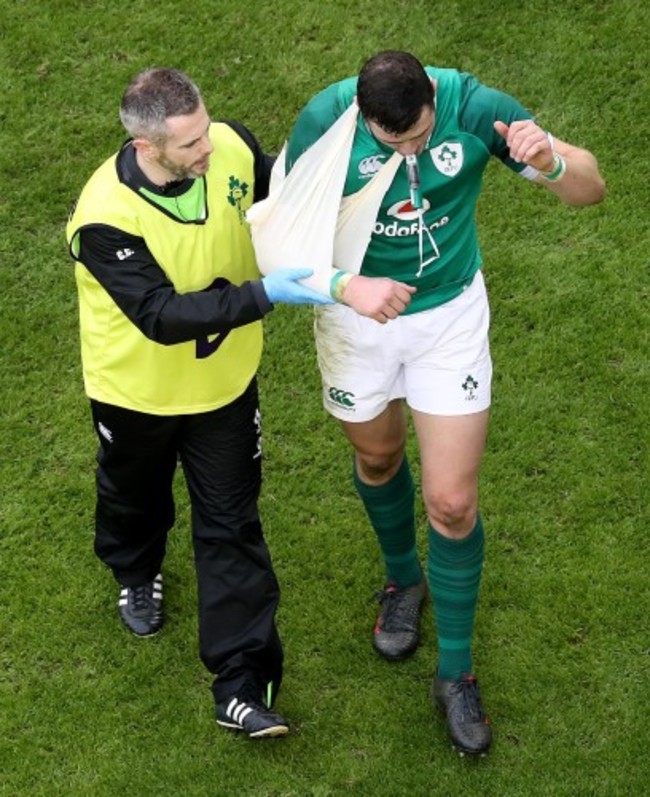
[285,83,349,172]
[75,225,272,344]
[458,73,536,173]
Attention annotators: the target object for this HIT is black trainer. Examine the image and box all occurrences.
[118,573,164,637]
[216,685,289,739]
[373,577,426,661]
[433,673,492,756]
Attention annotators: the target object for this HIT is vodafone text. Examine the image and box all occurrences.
[373,215,450,237]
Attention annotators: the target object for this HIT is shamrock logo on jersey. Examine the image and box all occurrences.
[430,142,464,177]
[227,176,249,222]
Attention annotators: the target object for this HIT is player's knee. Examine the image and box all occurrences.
[424,490,476,535]
[356,450,403,484]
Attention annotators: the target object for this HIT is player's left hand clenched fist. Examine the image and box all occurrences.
[494,119,555,173]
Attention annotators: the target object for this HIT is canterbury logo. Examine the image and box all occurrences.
[358,154,386,177]
[328,387,355,408]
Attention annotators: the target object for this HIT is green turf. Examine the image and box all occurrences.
[1,1,648,794]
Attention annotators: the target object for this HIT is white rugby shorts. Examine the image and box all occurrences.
[314,270,492,421]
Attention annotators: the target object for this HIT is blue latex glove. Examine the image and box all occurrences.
[262,268,334,305]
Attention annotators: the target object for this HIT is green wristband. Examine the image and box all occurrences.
[541,152,567,182]
[329,270,353,301]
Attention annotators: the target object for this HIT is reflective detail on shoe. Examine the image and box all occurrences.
[433,673,492,756]
[152,574,163,601]
[372,577,426,661]
[117,573,164,637]
[216,687,289,739]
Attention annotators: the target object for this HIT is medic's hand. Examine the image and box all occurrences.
[262,268,335,305]
[340,275,416,323]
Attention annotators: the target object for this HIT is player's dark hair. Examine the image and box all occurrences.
[357,51,434,134]
[119,68,202,143]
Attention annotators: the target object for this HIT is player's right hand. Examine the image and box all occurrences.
[340,275,416,323]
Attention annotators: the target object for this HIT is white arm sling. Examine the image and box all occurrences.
[246,104,402,296]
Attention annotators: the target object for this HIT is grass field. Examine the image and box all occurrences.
[1,1,648,795]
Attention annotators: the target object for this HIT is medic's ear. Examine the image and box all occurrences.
[132,137,158,161]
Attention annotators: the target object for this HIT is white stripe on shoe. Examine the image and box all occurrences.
[228,699,253,725]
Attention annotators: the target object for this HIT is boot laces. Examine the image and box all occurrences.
[377,584,419,632]
[130,582,154,612]
[452,676,485,721]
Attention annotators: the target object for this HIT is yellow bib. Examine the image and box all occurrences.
[67,123,263,415]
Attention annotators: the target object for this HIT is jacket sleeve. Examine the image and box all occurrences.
[76,224,273,345]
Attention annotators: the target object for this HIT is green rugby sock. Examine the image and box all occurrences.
[428,516,484,679]
[353,456,421,588]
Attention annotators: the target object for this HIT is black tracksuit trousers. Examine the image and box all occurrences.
[89,378,283,704]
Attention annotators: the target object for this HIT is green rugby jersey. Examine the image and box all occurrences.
[286,67,535,313]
